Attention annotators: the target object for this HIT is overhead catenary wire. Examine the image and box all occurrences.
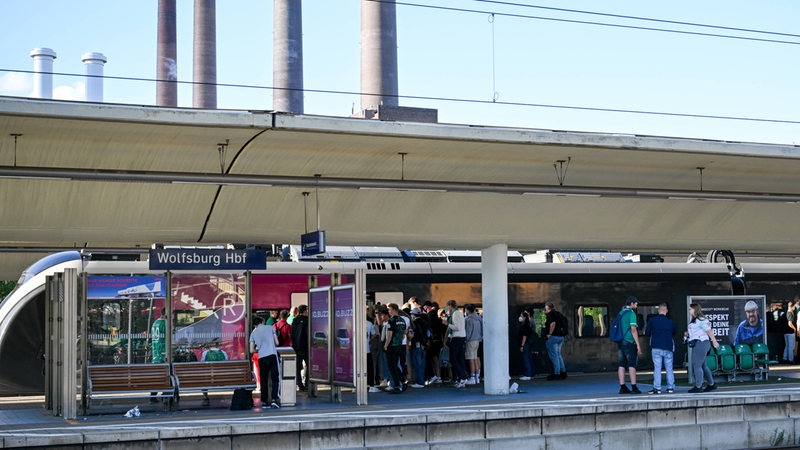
[365,0,800,46]
[467,0,800,40]
[3,68,800,126]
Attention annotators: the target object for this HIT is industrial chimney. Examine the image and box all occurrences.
[157,0,178,106]
[193,0,217,108]
[273,0,304,113]
[29,48,57,99]
[82,52,107,102]
[360,0,398,114]
[358,0,436,122]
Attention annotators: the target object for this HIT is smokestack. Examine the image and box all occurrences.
[193,0,217,109]
[360,0,398,114]
[273,0,304,114]
[157,0,178,106]
[81,52,107,102]
[29,48,57,99]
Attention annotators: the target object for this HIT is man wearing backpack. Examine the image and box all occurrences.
[617,296,643,394]
[544,302,568,380]
[291,305,309,392]
[274,309,292,348]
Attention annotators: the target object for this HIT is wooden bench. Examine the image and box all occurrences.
[172,360,256,401]
[86,363,175,411]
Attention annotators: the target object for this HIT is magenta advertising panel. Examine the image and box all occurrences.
[309,287,330,382]
[333,285,355,385]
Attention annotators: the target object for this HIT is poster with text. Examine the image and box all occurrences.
[333,285,355,385]
[309,287,330,383]
[687,295,766,346]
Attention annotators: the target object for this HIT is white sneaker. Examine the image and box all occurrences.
[377,381,388,388]
[368,386,381,393]
[431,376,442,384]
[455,380,466,389]
[519,376,531,381]
[464,378,476,385]
[409,383,424,388]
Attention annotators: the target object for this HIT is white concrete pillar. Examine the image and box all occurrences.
[81,52,107,102]
[29,47,57,99]
[482,244,510,395]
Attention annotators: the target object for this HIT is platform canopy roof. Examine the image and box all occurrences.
[1,96,799,279]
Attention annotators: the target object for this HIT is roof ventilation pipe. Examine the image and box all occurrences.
[81,52,107,102]
[29,48,57,99]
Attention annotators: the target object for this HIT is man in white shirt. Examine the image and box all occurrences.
[445,299,468,388]
[249,316,281,408]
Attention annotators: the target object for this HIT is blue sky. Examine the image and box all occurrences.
[1,0,798,145]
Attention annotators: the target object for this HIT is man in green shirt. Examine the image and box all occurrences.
[617,297,643,394]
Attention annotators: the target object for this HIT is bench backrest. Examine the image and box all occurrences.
[88,364,172,392]
[172,360,255,389]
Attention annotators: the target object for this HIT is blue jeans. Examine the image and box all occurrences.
[411,345,426,385]
[546,335,566,375]
[521,342,533,377]
[651,348,675,390]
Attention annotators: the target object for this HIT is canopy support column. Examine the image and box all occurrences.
[482,244,509,395]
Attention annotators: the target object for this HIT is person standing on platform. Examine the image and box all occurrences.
[424,301,444,385]
[685,303,720,393]
[645,303,676,394]
[274,309,292,348]
[518,310,534,381]
[784,301,796,364]
[544,302,568,380]
[408,307,430,388]
[287,306,299,326]
[290,305,309,392]
[445,299,468,388]
[250,316,281,408]
[384,303,407,393]
[617,296,643,394]
[464,304,483,385]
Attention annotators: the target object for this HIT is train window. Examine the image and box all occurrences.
[530,306,546,336]
[638,304,659,336]
[576,305,608,338]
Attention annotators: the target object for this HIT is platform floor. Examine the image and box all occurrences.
[2,367,800,448]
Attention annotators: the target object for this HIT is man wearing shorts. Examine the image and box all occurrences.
[464,304,483,385]
[617,296,643,394]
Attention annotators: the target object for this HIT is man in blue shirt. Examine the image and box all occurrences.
[250,316,280,408]
[734,300,764,346]
[645,303,676,394]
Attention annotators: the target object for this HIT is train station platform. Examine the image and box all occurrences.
[2,368,800,449]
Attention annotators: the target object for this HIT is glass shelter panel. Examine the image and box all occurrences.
[86,276,166,365]
[170,274,247,362]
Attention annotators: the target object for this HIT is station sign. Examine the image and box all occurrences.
[301,230,326,256]
[148,248,266,270]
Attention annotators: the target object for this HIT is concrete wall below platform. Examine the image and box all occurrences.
[3,395,800,449]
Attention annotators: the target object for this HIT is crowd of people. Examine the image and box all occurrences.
[246,295,800,407]
[366,298,484,393]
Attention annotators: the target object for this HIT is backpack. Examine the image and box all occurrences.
[609,310,630,343]
[230,388,254,410]
[555,312,568,336]
[275,322,291,347]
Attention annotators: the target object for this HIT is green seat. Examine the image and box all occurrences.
[705,346,718,373]
[734,343,756,374]
[751,342,777,380]
[716,344,736,375]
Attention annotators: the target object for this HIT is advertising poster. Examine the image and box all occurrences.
[309,287,330,382]
[687,295,766,346]
[333,285,355,385]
